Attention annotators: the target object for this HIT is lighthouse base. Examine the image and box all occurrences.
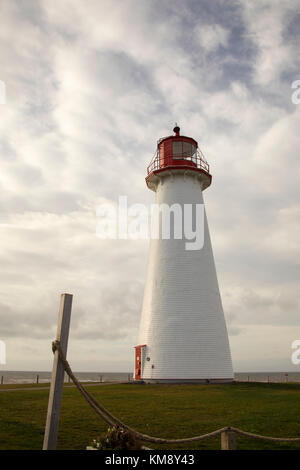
[140,378,234,384]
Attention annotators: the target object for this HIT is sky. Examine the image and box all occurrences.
[0,0,300,373]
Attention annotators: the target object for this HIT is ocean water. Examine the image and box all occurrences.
[0,371,133,385]
[1,371,300,385]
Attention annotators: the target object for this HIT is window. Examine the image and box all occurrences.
[172,141,196,159]
[172,141,182,157]
[182,142,192,156]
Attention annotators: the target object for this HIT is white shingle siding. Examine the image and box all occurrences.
[137,170,233,382]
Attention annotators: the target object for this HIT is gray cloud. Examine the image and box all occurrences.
[0,0,300,372]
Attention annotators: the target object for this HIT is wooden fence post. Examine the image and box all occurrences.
[43,293,73,450]
[221,430,237,450]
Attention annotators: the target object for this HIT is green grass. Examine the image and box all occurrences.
[0,382,300,450]
[0,383,49,389]
[0,381,96,390]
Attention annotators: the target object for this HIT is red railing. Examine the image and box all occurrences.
[147,149,210,176]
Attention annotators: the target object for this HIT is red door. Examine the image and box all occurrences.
[134,345,146,380]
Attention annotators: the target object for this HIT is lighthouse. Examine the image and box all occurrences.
[134,126,233,383]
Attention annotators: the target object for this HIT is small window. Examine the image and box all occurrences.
[182,142,192,157]
[173,141,196,159]
[172,141,182,157]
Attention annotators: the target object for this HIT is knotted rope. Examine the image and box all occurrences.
[52,340,300,445]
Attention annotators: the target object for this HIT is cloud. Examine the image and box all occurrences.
[194,24,230,52]
[241,0,300,86]
[0,0,299,372]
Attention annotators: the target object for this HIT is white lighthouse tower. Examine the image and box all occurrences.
[134,126,233,383]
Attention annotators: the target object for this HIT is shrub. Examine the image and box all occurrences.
[91,425,142,450]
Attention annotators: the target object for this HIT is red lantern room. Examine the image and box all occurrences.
[146,125,212,190]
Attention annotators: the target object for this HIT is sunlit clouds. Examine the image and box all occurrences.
[0,0,300,372]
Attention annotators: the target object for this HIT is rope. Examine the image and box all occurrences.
[52,341,300,444]
[52,340,225,443]
[230,427,300,442]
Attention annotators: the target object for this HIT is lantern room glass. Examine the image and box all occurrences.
[172,141,196,159]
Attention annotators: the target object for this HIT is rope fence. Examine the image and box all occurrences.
[52,340,300,450]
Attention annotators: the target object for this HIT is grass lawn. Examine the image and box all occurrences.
[0,382,300,450]
[0,381,97,390]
